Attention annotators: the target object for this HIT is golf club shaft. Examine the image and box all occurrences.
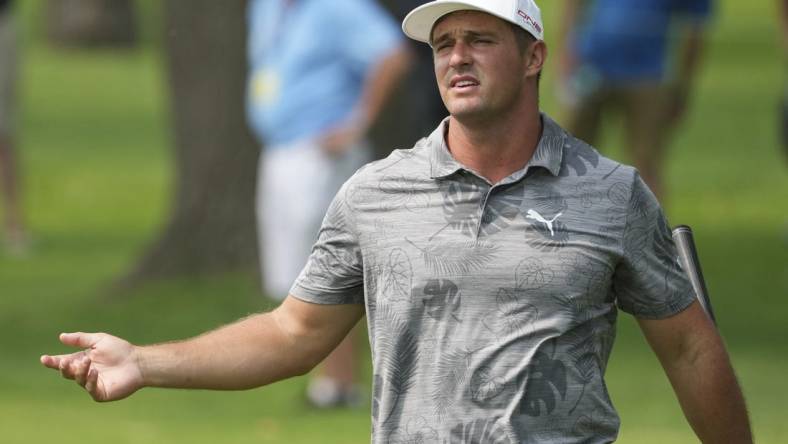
[672,225,717,325]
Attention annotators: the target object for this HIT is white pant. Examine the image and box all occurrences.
[256,138,370,299]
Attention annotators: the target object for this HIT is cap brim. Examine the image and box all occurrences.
[402,1,487,44]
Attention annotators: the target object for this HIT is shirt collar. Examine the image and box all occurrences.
[428,118,463,179]
[428,113,566,180]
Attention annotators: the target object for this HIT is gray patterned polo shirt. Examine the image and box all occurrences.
[291,114,694,443]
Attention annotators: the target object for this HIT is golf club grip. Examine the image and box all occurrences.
[672,225,716,324]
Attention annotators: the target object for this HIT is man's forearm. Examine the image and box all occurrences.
[639,304,752,443]
[136,310,315,391]
[664,337,752,442]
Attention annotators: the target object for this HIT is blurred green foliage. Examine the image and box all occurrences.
[0,0,786,443]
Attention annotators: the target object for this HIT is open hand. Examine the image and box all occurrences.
[40,332,144,402]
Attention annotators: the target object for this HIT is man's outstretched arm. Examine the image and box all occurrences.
[40,296,364,402]
[638,302,753,443]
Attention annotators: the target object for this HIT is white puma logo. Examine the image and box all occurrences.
[526,209,563,237]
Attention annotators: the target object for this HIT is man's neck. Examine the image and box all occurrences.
[445,108,543,184]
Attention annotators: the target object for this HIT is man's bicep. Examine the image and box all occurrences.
[275,295,364,350]
[636,301,717,365]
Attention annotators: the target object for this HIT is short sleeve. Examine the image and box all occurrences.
[613,173,695,319]
[334,0,403,75]
[290,180,365,305]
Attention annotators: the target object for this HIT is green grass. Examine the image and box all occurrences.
[1,1,786,443]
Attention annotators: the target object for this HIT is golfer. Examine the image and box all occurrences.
[42,1,752,442]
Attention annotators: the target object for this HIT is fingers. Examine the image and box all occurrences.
[85,367,103,402]
[73,353,91,386]
[41,350,107,402]
[59,351,90,381]
[40,353,78,370]
[59,332,102,349]
[41,350,92,382]
[40,354,62,369]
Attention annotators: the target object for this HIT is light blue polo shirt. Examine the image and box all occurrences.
[573,0,712,82]
[247,0,402,147]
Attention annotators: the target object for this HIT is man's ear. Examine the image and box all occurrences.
[525,40,548,78]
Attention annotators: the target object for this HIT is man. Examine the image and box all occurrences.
[0,0,27,254]
[558,0,711,200]
[781,0,788,160]
[246,0,411,406]
[42,1,752,442]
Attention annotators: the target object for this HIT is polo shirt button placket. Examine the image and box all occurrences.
[477,186,495,239]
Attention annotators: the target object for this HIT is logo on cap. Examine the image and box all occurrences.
[517,9,542,34]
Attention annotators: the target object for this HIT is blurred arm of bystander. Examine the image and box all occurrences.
[319,44,413,157]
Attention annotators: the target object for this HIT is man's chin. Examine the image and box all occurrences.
[448,107,492,125]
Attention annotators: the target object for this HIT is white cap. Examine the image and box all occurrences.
[402,0,544,44]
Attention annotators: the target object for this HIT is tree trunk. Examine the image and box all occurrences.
[120,0,259,286]
[46,0,137,47]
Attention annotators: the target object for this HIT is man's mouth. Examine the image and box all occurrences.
[450,76,480,89]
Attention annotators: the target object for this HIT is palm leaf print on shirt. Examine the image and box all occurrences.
[653,213,684,299]
[388,416,439,444]
[374,146,420,173]
[381,248,413,302]
[377,304,420,426]
[481,288,540,339]
[519,348,568,417]
[560,141,600,177]
[573,411,619,440]
[407,239,499,276]
[653,213,676,267]
[469,365,509,408]
[378,174,432,213]
[446,418,514,444]
[421,279,462,322]
[432,348,475,418]
[607,181,630,207]
[430,180,481,241]
[515,258,555,290]
[479,188,524,236]
[563,254,610,295]
[563,324,600,415]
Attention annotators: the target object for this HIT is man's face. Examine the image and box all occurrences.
[431,11,529,123]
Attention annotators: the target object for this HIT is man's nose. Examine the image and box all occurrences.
[449,41,472,68]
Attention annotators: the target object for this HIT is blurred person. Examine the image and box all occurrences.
[0,0,27,254]
[780,0,788,243]
[42,1,752,442]
[390,0,448,143]
[558,0,712,200]
[781,0,788,160]
[245,0,411,407]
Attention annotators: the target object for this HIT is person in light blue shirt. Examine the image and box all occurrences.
[558,0,712,200]
[246,0,411,407]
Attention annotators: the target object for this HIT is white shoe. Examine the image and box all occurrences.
[306,377,364,409]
